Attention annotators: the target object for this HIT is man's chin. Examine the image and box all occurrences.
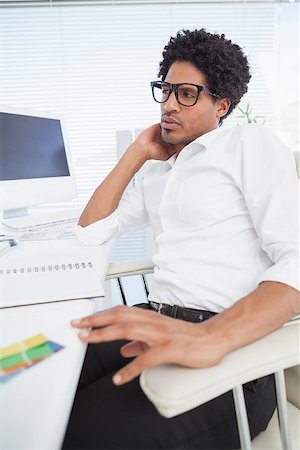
[161,129,182,145]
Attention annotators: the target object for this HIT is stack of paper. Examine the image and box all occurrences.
[0,333,64,383]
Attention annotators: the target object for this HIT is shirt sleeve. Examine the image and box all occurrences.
[233,125,299,291]
[75,176,150,246]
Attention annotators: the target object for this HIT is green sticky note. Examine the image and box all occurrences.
[0,352,26,370]
[0,343,54,370]
[26,342,54,361]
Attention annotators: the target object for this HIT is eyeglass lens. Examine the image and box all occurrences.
[153,82,200,106]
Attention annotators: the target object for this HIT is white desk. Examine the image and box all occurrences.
[0,235,111,449]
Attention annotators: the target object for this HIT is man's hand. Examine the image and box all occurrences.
[133,123,183,161]
[71,305,225,385]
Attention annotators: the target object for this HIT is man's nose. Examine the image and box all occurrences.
[162,89,180,112]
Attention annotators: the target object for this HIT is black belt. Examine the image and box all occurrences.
[135,301,217,323]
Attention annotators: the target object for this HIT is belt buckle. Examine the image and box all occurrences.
[157,303,163,314]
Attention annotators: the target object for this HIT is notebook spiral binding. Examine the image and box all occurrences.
[0,261,93,275]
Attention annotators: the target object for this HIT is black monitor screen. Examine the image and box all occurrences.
[0,112,70,181]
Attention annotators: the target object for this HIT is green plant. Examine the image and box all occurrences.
[237,103,265,124]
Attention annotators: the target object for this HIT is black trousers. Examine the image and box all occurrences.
[62,314,276,449]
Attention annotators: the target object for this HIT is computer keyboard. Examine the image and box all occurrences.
[20,220,77,241]
[2,208,82,230]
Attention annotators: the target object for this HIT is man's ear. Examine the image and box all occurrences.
[216,98,231,119]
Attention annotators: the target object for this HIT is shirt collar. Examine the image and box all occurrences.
[160,154,176,174]
[162,126,223,170]
[191,126,223,150]
[165,154,177,168]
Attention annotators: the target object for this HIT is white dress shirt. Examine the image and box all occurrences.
[76,124,299,313]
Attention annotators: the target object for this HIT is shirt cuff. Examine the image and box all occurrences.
[75,210,119,245]
[258,258,300,292]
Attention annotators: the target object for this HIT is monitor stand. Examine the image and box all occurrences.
[3,207,29,220]
[2,205,81,230]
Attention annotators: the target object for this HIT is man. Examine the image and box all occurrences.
[63,29,299,449]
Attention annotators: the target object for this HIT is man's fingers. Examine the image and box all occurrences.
[120,341,148,357]
[71,305,130,328]
[71,305,160,329]
[77,321,165,345]
[112,348,165,385]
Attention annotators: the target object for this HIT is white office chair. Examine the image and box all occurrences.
[105,260,300,450]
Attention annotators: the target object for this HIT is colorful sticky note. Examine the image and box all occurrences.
[0,334,64,383]
[0,333,47,359]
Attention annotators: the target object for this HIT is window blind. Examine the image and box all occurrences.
[0,0,285,6]
[0,2,297,261]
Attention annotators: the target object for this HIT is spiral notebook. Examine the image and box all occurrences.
[0,251,104,307]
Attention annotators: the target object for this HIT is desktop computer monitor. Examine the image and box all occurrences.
[0,107,77,220]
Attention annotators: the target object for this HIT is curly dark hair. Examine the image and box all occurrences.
[158,29,251,123]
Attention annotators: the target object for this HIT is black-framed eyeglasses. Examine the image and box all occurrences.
[150,81,219,107]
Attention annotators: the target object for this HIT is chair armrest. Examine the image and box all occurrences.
[105,259,154,280]
[140,319,300,418]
